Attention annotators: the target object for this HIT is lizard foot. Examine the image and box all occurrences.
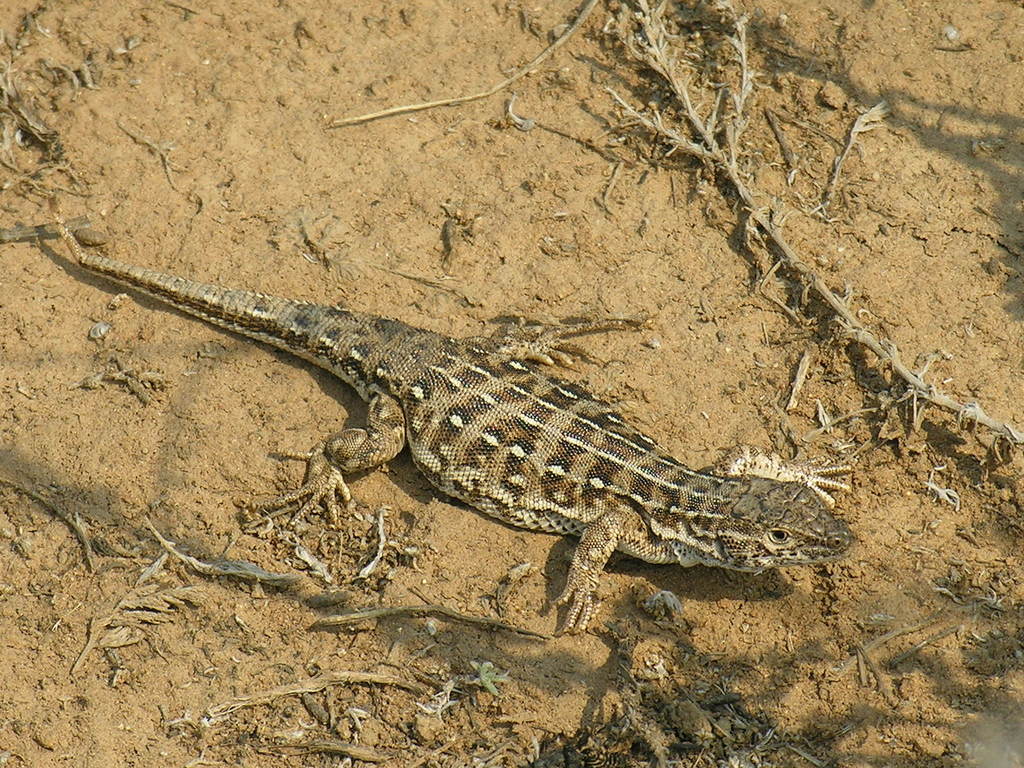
[553,580,600,634]
[718,446,851,508]
[485,317,645,368]
[551,508,634,632]
[248,395,406,529]
[249,437,354,527]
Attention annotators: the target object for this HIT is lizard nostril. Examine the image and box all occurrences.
[830,531,852,549]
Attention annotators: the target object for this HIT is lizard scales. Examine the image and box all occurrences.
[49,217,852,631]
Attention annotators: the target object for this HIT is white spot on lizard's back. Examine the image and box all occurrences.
[518,412,542,428]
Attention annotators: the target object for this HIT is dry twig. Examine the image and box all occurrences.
[888,623,961,667]
[832,611,945,676]
[0,215,90,243]
[259,740,388,762]
[311,603,550,640]
[0,478,95,571]
[117,119,181,191]
[764,108,797,183]
[71,583,204,674]
[145,517,302,588]
[816,102,890,218]
[785,347,815,412]
[329,0,599,127]
[205,670,426,722]
[613,0,1024,456]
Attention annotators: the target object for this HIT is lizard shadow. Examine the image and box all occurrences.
[541,536,797,613]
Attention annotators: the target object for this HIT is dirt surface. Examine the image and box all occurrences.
[2,0,1024,765]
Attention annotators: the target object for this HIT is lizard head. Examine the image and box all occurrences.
[654,476,853,571]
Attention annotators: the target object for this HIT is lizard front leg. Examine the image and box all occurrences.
[252,392,406,524]
[717,446,851,508]
[555,505,649,633]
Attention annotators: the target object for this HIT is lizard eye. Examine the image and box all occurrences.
[766,529,790,545]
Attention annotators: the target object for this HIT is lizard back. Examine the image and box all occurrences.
[47,224,852,631]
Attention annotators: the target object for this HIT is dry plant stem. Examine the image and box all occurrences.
[71,583,204,675]
[887,623,961,667]
[70,615,104,676]
[117,119,180,191]
[328,0,599,127]
[0,215,89,243]
[407,738,459,768]
[832,611,945,675]
[857,644,897,706]
[786,347,815,411]
[144,517,301,587]
[764,108,797,180]
[262,741,387,762]
[0,478,95,571]
[786,744,826,768]
[620,3,1024,451]
[311,603,550,640]
[817,102,890,217]
[206,670,426,721]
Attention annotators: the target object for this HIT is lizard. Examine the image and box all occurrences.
[37,208,852,632]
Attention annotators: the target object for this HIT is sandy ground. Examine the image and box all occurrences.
[1,0,1023,765]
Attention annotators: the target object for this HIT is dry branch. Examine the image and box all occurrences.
[205,670,426,722]
[614,0,1023,456]
[329,0,599,127]
[311,603,550,640]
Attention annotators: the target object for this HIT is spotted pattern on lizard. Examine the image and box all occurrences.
[47,210,853,632]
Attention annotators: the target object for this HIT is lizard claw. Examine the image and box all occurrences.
[718,446,851,508]
[486,317,645,369]
[250,438,353,526]
[554,583,600,634]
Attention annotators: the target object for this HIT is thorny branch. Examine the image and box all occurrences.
[613,0,1023,458]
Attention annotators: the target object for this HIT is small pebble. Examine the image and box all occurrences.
[669,700,713,740]
[642,589,684,619]
[88,321,111,341]
[942,24,959,42]
[413,713,445,744]
[818,81,846,110]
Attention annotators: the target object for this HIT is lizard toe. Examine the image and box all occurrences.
[554,585,599,634]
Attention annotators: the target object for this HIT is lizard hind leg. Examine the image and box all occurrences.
[250,393,406,526]
[478,317,645,368]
